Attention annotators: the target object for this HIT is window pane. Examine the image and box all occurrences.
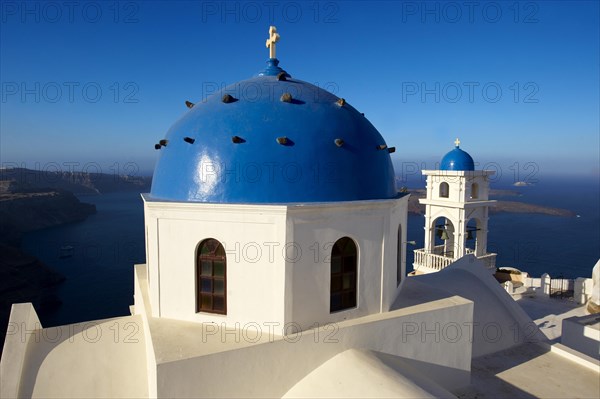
[331,275,342,292]
[214,279,225,295]
[342,292,356,308]
[342,240,355,256]
[331,256,342,274]
[331,242,342,257]
[343,274,352,290]
[213,296,225,311]
[349,272,356,289]
[201,278,213,293]
[201,294,212,310]
[200,244,211,254]
[214,261,225,277]
[201,260,212,275]
[331,293,342,311]
[343,256,356,273]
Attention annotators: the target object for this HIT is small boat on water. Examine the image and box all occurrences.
[59,245,74,259]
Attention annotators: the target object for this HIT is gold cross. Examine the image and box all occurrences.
[266,26,280,59]
[454,138,461,147]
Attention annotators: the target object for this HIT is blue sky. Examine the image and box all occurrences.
[1,0,598,180]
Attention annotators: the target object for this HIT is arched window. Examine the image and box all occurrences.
[439,182,449,198]
[196,238,226,314]
[330,237,357,313]
[470,183,479,199]
[397,225,402,286]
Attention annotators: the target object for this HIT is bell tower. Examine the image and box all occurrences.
[413,139,497,274]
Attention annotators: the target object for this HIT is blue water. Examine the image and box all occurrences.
[22,192,145,327]
[406,175,600,278]
[22,177,599,327]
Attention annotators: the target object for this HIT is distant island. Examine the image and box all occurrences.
[406,189,576,217]
[513,181,534,187]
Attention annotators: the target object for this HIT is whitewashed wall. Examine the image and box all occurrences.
[143,195,408,331]
[286,197,408,329]
[144,196,288,327]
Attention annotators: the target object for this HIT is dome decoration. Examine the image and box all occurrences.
[440,138,475,171]
[150,27,397,204]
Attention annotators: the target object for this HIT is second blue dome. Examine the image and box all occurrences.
[440,145,475,171]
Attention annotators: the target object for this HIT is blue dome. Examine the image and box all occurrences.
[440,145,475,171]
[150,59,398,204]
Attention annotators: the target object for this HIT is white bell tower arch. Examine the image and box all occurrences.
[413,140,498,274]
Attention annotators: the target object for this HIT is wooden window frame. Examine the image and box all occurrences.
[196,238,227,315]
[330,237,358,313]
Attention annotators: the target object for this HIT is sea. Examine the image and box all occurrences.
[22,175,600,328]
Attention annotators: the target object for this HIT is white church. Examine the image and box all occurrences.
[1,27,599,398]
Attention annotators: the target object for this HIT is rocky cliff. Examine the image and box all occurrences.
[0,188,96,233]
[0,167,151,194]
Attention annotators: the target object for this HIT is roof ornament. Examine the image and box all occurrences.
[266,26,280,59]
[259,26,290,78]
[454,138,461,148]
